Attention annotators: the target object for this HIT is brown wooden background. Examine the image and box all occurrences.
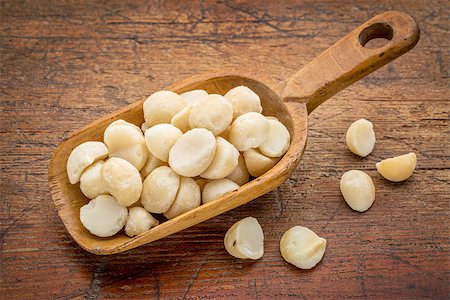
[1,0,448,299]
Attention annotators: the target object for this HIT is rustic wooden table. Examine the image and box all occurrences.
[1,1,448,299]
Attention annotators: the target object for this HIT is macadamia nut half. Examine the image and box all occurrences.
[202,178,239,204]
[340,170,375,212]
[143,91,186,127]
[200,137,239,179]
[101,157,142,207]
[169,128,217,177]
[280,226,327,269]
[376,152,417,182]
[224,217,264,260]
[229,112,270,151]
[141,166,180,214]
[259,117,290,158]
[164,177,201,219]
[243,148,280,177]
[180,89,208,106]
[80,195,128,238]
[227,154,250,186]
[171,106,192,133]
[125,207,159,237]
[79,160,108,199]
[346,118,376,157]
[224,86,263,119]
[104,121,145,152]
[145,124,183,162]
[67,141,109,184]
[189,94,233,136]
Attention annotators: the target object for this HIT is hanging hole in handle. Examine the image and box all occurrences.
[359,23,393,49]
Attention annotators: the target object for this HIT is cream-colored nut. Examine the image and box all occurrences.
[243,148,280,177]
[224,217,264,260]
[376,152,417,182]
[140,153,167,178]
[195,178,210,193]
[141,122,149,133]
[141,166,180,213]
[180,89,208,106]
[189,94,233,136]
[67,141,108,184]
[143,91,186,127]
[259,117,290,158]
[202,178,239,204]
[80,195,128,237]
[229,112,270,151]
[340,170,375,212]
[280,226,327,269]
[144,124,183,162]
[79,160,108,199]
[125,207,159,237]
[104,122,145,152]
[224,86,263,119]
[171,106,191,132]
[164,177,201,219]
[107,119,142,134]
[101,157,142,207]
[200,137,239,179]
[346,118,376,157]
[227,154,250,186]
[168,128,217,177]
[109,141,148,171]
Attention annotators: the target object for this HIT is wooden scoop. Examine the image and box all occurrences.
[48,11,419,255]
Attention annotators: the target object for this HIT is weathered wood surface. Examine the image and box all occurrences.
[1,0,448,299]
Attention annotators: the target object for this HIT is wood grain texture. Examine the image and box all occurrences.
[1,0,448,299]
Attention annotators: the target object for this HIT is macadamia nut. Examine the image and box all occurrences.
[180,89,208,106]
[109,141,148,171]
[67,141,109,184]
[224,217,264,259]
[101,157,142,207]
[189,94,233,136]
[224,86,263,119]
[229,112,270,151]
[202,178,239,204]
[80,195,128,238]
[164,177,201,219]
[280,226,327,269]
[144,124,183,162]
[104,121,145,152]
[376,152,416,182]
[171,106,192,132]
[140,153,167,178]
[141,166,180,213]
[259,117,290,157]
[169,128,217,177]
[125,207,159,237]
[340,170,375,212]
[227,154,250,186]
[143,91,186,127]
[243,148,280,177]
[200,137,239,179]
[346,118,376,157]
[79,160,108,199]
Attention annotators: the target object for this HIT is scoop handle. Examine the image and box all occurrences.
[281,11,419,113]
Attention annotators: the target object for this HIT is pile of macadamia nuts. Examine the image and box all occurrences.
[66,86,291,238]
